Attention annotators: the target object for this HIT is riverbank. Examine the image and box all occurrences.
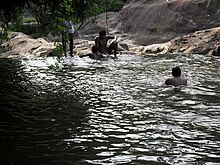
[72,26,220,57]
[1,25,219,58]
[1,0,220,57]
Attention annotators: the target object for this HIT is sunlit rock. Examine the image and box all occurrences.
[119,0,220,45]
[1,32,55,57]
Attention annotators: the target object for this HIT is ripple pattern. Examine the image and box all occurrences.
[0,54,220,165]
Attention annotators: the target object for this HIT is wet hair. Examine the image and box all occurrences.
[91,45,98,53]
[99,30,106,36]
[172,66,181,77]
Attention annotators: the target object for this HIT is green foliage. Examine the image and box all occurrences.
[20,24,42,38]
[23,17,37,24]
[8,15,23,32]
[50,42,64,58]
[0,0,125,56]
[1,0,124,35]
[48,62,61,71]
[0,30,9,46]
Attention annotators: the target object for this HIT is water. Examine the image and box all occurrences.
[0,54,220,165]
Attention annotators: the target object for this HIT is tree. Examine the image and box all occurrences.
[0,0,87,31]
[0,0,124,55]
[0,0,89,44]
[0,0,124,32]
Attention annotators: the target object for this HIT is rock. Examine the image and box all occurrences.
[212,44,220,56]
[135,26,220,55]
[120,50,137,55]
[169,27,220,55]
[1,32,55,57]
[76,12,121,36]
[75,0,220,56]
[118,43,129,51]
[119,0,220,45]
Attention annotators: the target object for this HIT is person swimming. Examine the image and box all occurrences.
[165,66,187,87]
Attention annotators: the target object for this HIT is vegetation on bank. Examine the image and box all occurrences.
[0,0,124,54]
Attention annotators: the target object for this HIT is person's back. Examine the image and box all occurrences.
[165,77,187,87]
[165,66,187,87]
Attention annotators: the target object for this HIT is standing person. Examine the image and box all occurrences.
[165,66,187,87]
[95,30,118,58]
[63,21,75,57]
[68,22,75,57]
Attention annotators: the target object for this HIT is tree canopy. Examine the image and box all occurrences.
[0,0,124,30]
[0,0,86,28]
[0,0,124,55]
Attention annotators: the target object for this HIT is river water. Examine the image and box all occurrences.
[0,54,220,165]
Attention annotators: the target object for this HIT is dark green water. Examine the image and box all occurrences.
[0,54,220,165]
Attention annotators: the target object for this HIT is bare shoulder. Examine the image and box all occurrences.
[182,78,187,85]
[165,77,187,86]
[95,36,100,41]
[165,78,173,85]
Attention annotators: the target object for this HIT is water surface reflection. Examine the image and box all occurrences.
[0,54,220,165]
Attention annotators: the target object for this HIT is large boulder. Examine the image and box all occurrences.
[1,32,55,57]
[169,27,220,55]
[132,26,220,56]
[119,0,220,45]
[75,12,122,40]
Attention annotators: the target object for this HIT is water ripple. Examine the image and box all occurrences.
[0,54,220,164]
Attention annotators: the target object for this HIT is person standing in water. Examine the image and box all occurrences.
[68,21,75,57]
[95,30,118,58]
[63,21,75,56]
[165,66,187,87]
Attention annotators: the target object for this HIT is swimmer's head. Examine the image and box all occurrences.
[172,66,181,77]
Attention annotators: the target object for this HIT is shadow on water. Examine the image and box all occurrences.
[0,54,220,165]
[0,58,90,164]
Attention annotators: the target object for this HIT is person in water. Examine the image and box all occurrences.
[165,66,187,87]
[63,21,75,56]
[95,30,118,58]
[68,22,75,57]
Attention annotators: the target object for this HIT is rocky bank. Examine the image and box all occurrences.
[133,26,220,56]
[1,0,220,57]
[1,32,55,58]
[120,0,220,45]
